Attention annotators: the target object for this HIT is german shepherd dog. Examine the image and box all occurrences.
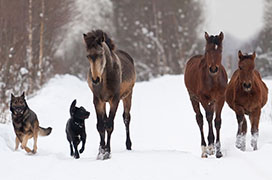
[66,99,90,159]
[10,92,52,154]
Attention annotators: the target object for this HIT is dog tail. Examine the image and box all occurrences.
[39,127,52,136]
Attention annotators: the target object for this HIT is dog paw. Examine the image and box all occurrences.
[74,153,80,159]
[79,148,84,154]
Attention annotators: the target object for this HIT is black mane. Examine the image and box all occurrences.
[84,30,115,51]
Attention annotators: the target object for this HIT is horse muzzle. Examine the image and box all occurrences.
[209,66,219,75]
[243,82,252,92]
[92,77,101,85]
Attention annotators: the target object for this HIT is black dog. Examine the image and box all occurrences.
[66,99,90,159]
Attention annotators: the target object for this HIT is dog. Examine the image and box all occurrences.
[66,99,90,159]
[10,92,52,154]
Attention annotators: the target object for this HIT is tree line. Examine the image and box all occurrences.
[0,0,272,122]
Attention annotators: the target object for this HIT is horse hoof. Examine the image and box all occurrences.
[201,153,208,158]
[97,152,111,160]
[206,144,215,155]
[216,151,223,158]
[236,144,246,151]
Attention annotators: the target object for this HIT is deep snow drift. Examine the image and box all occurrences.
[0,74,272,180]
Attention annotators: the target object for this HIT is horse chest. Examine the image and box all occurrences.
[236,92,259,112]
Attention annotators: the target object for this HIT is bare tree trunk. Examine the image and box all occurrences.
[152,0,167,75]
[39,0,45,86]
[27,0,33,94]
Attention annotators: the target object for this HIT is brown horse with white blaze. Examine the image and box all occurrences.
[226,50,268,151]
[184,32,228,158]
[83,30,136,160]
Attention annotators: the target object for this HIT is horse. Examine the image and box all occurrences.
[83,30,136,160]
[184,32,228,158]
[226,50,268,151]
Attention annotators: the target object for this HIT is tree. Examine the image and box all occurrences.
[112,0,204,81]
[0,0,72,123]
[252,0,272,77]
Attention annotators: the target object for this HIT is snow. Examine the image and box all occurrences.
[0,74,272,180]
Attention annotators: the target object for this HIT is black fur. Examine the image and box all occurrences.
[83,29,115,51]
[65,99,90,159]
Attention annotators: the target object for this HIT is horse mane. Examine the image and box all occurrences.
[240,54,253,60]
[205,35,223,52]
[84,30,115,51]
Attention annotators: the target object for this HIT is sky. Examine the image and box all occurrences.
[204,0,264,41]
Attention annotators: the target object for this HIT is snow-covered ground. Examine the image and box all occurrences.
[0,74,272,180]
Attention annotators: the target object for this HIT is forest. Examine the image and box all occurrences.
[0,0,271,122]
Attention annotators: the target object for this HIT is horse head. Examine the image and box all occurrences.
[83,30,114,85]
[204,32,224,76]
[237,50,256,92]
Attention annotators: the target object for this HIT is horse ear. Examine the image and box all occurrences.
[252,51,256,60]
[70,99,77,116]
[218,32,224,41]
[238,50,243,60]
[205,32,209,41]
[96,30,105,45]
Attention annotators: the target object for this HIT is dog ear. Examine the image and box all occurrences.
[11,93,15,100]
[70,99,77,116]
[21,92,25,98]
[10,94,15,112]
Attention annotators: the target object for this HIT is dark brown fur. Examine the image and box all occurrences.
[83,30,136,159]
[184,32,227,158]
[226,50,268,151]
[10,92,52,154]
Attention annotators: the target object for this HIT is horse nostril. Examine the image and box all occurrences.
[243,83,251,89]
[209,66,218,74]
[92,77,100,84]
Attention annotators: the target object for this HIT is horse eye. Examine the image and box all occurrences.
[239,66,242,70]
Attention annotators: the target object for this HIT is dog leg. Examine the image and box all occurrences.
[32,132,38,154]
[21,135,32,153]
[15,137,20,151]
[79,133,86,154]
[69,141,74,156]
[72,140,80,159]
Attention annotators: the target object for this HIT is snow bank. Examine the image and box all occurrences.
[0,74,271,180]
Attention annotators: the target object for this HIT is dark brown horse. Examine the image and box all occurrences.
[184,32,228,158]
[226,50,268,151]
[83,30,136,160]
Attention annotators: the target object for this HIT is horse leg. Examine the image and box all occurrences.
[235,107,247,151]
[214,98,224,158]
[190,97,207,158]
[205,109,215,156]
[249,109,260,151]
[94,97,107,159]
[103,96,120,160]
[122,92,132,150]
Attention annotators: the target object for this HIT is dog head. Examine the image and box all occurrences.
[70,99,90,120]
[10,92,28,116]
